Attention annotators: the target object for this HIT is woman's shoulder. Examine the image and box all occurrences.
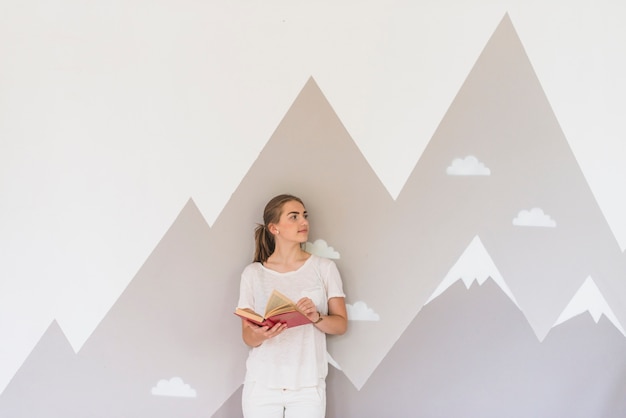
[307,253,337,269]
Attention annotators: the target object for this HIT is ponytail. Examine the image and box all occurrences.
[253,223,275,263]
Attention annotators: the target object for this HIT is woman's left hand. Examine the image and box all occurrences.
[296,297,320,322]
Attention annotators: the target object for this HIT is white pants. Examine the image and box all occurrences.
[242,380,326,418]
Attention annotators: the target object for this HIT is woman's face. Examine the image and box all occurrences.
[271,200,309,244]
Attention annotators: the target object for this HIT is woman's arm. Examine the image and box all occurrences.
[312,296,348,335]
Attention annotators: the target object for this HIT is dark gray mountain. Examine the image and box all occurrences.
[212,386,243,418]
[326,279,626,418]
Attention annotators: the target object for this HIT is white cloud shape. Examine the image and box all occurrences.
[346,301,380,321]
[305,239,340,259]
[512,208,557,227]
[151,377,197,398]
[446,155,491,176]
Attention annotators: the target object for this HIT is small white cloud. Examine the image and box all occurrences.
[305,239,340,259]
[151,377,197,398]
[346,301,380,321]
[446,155,491,176]
[513,208,556,227]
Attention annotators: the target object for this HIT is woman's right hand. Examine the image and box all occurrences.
[242,320,287,347]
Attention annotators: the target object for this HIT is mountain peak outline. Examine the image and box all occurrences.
[553,276,625,336]
[425,235,518,308]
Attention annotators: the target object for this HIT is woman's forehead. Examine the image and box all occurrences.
[281,200,306,213]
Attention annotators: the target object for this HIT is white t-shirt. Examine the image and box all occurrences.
[237,254,345,389]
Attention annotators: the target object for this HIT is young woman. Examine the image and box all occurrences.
[237,194,348,418]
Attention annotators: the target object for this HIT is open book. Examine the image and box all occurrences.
[235,289,312,328]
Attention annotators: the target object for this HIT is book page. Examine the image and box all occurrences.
[265,290,296,317]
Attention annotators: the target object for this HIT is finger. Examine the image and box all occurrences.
[266,323,285,338]
[269,323,285,333]
[297,299,315,313]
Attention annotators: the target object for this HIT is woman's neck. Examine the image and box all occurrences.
[264,246,310,273]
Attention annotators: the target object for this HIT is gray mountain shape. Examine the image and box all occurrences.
[328,13,626,388]
[399,12,626,339]
[0,72,393,416]
[0,199,248,417]
[203,72,395,394]
[0,321,82,417]
[325,279,626,418]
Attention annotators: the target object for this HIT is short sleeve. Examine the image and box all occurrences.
[321,258,345,300]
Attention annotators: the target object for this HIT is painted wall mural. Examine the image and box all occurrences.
[1,9,625,418]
